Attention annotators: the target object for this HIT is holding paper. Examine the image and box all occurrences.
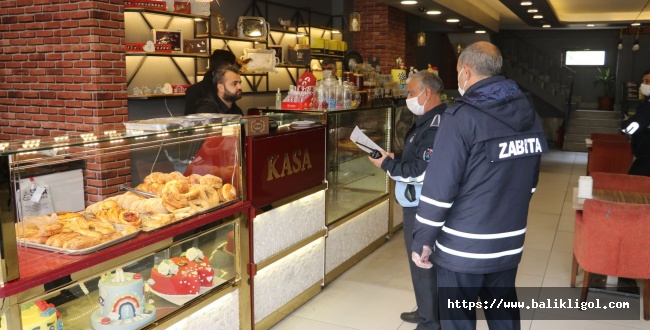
[350,126,385,157]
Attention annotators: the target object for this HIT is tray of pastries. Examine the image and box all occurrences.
[16,212,140,255]
[102,171,238,232]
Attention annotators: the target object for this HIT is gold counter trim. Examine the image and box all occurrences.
[325,235,386,285]
[327,195,389,231]
[256,229,327,271]
[254,281,322,330]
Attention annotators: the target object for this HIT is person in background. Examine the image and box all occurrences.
[411,41,547,330]
[321,58,337,78]
[193,66,244,115]
[369,71,445,330]
[622,70,650,176]
[184,50,239,116]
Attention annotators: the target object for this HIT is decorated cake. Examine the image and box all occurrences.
[0,300,63,330]
[91,268,156,330]
[149,247,214,296]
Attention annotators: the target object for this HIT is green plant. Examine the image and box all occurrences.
[594,67,615,98]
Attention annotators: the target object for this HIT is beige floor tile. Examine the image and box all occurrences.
[527,212,560,231]
[544,251,574,280]
[519,248,551,277]
[557,213,575,233]
[516,273,545,287]
[541,276,572,288]
[530,315,641,330]
[291,280,415,330]
[272,315,361,330]
[551,231,574,254]
[529,194,565,215]
[524,228,556,251]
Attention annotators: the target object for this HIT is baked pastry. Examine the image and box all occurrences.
[218,183,237,202]
[62,235,101,250]
[199,174,223,189]
[39,222,62,237]
[46,232,81,248]
[161,180,201,211]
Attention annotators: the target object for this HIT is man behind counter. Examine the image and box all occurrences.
[191,66,244,115]
[184,50,241,116]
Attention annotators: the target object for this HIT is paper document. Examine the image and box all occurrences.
[350,126,385,153]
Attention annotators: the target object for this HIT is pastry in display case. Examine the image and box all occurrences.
[0,120,244,329]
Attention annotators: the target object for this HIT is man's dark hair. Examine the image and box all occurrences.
[321,58,336,69]
[212,66,240,86]
[643,69,650,77]
[209,50,237,72]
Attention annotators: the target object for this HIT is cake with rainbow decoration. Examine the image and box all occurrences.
[149,247,214,297]
[0,300,63,330]
[91,268,156,330]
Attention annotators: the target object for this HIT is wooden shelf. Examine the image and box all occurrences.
[124,8,209,20]
[127,93,186,99]
[203,34,268,43]
[126,52,210,58]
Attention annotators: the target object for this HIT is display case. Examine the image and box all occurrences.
[249,106,392,284]
[250,107,391,225]
[0,120,251,330]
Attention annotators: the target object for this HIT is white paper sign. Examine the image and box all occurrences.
[17,179,54,217]
[350,126,385,153]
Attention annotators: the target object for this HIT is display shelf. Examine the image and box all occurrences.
[128,93,186,99]
[204,34,268,43]
[2,201,248,298]
[126,52,210,58]
[311,53,344,59]
[124,8,209,21]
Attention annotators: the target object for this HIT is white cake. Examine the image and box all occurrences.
[91,268,156,330]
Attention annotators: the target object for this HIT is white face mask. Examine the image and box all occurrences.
[406,90,425,115]
[640,83,650,97]
[457,68,468,96]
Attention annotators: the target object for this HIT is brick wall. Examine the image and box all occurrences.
[353,0,408,73]
[0,0,129,205]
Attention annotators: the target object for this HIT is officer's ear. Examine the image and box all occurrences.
[216,82,225,94]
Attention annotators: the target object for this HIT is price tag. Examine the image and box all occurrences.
[30,185,46,203]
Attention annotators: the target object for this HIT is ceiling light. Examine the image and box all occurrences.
[446,18,460,23]
[542,24,551,28]
[527,9,538,13]
[401,0,417,4]
[631,23,641,26]
[533,15,543,19]
[475,30,486,34]
[521,1,532,5]
[587,24,595,27]
[426,10,441,15]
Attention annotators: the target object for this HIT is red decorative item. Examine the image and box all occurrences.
[124,0,167,11]
[174,2,191,14]
[171,84,191,94]
[154,44,172,53]
[297,71,317,90]
[281,96,313,110]
[125,42,145,52]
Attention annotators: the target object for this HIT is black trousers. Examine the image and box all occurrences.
[438,265,521,330]
[403,207,440,330]
[629,158,650,177]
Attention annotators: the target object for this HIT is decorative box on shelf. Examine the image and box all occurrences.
[125,0,167,11]
[172,84,191,94]
[154,43,173,53]
[281,96,313,110]
[174,1,191,14]
[126,42,146,52]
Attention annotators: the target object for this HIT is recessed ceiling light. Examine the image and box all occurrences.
[542,24,551,28]
[426,10,441,15]
[521,1,532,5]
[446,18,460,23]
[533,15,543,19]
[401,0,417,4]
[475,30,486,34]
[631,23,641,26]
[527,9,538,13]
[587,24,595,27]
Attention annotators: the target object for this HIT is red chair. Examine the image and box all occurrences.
[587,139,633,174]
[571,199,650,320]
[590,133,628,142]
[591,172,650,193]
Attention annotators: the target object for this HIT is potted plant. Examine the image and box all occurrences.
[594,67,615,110]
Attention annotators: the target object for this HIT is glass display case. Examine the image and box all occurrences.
[250,106,392,225]
[0,120,248,329]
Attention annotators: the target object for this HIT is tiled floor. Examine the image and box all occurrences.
[271,150,650,330]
